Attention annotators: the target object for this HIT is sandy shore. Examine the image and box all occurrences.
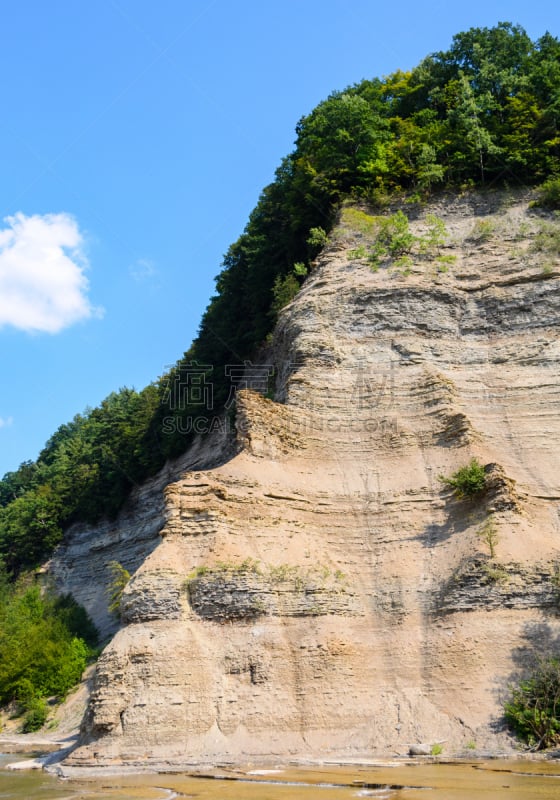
[1,732,557,777]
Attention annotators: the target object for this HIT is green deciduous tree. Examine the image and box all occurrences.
[0,580,96,714]
[295,92,390,197]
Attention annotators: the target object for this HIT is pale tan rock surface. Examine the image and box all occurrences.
[52,191,560,765]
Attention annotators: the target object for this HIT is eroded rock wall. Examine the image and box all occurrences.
[48,431,234,640]
[60,191,560,764]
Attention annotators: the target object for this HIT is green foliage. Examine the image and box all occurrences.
[292,261,308,277]
[307,227,328,251]
[22,697,48,733]
[378,211,416,257]
[393,255,414,276]
[477,516,499,559]
[341,207,379,236]
[295,92,390,198]
[0,461,41,507]
[271,272,301,315]
[440,458,487,498]
[186,565,210,581]
[268,563,305,584]
[536,177,560,209]
[187,561,347,595]
[435,254,457,273]
[344,210,417,268]
[481,563,509,584]
[430,743,444,755]
[468,219,496,242]
[421,214,449,254]
[347,245,368,260]
[532,219,560,256]
[417,144,445,190]
[1,22,560,581]
[0,578,97,712]
[52,593,99,647]
[343,208,449,271]
[214,557,262,575]
[0,487,63,574]
[0,385,165,575]
[505,657,560,750]
[106,561,131,617]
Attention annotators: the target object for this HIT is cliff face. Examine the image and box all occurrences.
[48,433,235,641]
[54,191,560,765]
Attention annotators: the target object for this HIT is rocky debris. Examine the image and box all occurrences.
[409,743,432,756]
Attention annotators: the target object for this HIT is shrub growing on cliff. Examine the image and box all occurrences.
[343,208,449,270]
[271,271,302,315]
[440,458,487,498]
[106,560,131,617]
[535,177,560,209]
[307,226,328,252]
[532,220,560,257]
[477,516,499,558]
[505,657,560,750]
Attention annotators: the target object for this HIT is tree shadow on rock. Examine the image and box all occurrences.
[490,617,560,745]
[417,491,487,547]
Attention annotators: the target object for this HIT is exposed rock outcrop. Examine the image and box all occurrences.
[187,566,360,621]
[437,557,559,614]
[51,191,560,765]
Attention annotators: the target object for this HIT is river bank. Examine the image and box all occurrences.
[2,729,557,774]
[3,752,560,800]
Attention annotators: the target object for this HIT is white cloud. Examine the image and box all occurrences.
[0,212,102,334]
[0,416,13,429]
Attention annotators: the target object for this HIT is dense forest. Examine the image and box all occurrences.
[1,22,560,579]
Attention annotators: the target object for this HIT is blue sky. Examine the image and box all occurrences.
[0,0,558,477]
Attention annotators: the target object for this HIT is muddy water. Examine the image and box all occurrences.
[1,756,560,800]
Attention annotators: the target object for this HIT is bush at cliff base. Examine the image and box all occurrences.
[0,574,97,723]
[504,657,560,750]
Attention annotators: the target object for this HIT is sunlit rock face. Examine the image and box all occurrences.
[58,191,560,766]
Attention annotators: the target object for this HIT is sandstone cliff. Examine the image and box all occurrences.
[52,190,560,765]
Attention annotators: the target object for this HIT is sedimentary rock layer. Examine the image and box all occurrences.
[53,191,560,764]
